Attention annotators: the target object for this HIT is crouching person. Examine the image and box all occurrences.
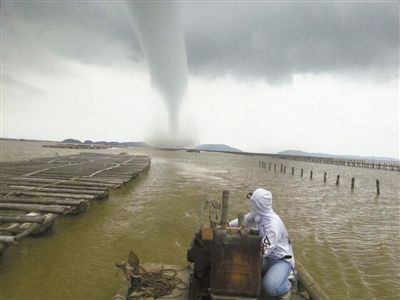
[229,188,294,300]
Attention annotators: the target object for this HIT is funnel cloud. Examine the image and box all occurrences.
[129,2,188,142]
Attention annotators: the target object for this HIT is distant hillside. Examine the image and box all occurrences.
[62,139,148,148]
[62,138,81,144]
[195,144,242,153]
[278,150,398,162]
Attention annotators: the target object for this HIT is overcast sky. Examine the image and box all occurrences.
[1,1,399,159]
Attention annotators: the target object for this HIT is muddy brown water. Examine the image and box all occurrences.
[0,140,399,299]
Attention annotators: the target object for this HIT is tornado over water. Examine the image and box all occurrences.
[129,2,188,142]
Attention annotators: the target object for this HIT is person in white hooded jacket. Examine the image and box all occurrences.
[228,188,294,300]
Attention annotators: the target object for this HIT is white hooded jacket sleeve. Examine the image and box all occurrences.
[228,212,256,227]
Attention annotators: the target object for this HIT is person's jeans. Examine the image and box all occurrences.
[261,256,292,296]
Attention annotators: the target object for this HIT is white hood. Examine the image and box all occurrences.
[250,188,273,218]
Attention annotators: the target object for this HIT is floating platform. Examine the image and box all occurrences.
[0,153,150,255]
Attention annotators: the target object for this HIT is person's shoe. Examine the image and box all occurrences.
[278,290,291,300]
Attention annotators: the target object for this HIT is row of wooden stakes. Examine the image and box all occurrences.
[258,161,381,194]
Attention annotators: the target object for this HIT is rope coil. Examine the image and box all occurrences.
[116,263,188,300]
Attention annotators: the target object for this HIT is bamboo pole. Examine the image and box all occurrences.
[323,172,327,183]
[0,203,71,214]
[0,215,45,223]
[0,236,16,243]
[0,181,106,191]
[0,176,115,188]
[336,175,340,186]
[0,228,22,234]
[301,169,304,177]
[7,185,106,196]
[15,214,58,239]
[0,197,88,212]
[2,191,95,200]
[310,171,313,179]
[351,178,355,190]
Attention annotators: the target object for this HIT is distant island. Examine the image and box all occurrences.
[62,139,149,148]
[278,150,398,162]
[195,144,242,153]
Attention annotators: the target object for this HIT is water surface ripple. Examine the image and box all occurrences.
[0,140,399,299]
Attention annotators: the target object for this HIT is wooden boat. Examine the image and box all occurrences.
[113,260,326,300]
[113,191,327,300]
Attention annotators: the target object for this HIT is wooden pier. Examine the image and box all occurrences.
[272,155,400,172]
[0,153,150,255]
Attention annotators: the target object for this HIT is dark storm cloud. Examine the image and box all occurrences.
[182,2,399,82]
[2,1,142,74]
[2,1,398,82]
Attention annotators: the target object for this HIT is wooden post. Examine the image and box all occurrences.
[310,171,313,179]
[376,180,380,194]
[323,172,327,183]
[336,175,340,186]
[220,190,230,227]
[351,178,355,190]
[301,169,304,177]
[292,167,294,175]
[284,166,286,174]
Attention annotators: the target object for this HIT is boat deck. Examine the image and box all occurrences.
[113,263,314,300]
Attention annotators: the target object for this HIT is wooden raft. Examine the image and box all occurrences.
[0,153,151,255]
